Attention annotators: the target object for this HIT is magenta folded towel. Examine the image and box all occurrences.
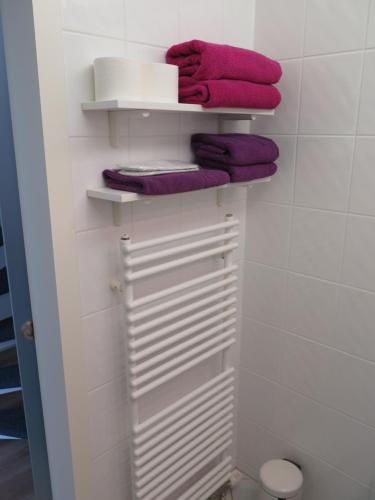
[103,168,230,195]
[192,134,279,165]
[197,160,278,183]
[166,40,282,84]
[178,78,281,109]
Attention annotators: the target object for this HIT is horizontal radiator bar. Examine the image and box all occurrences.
[129,274,238,322]
[177,457,232,500]
[130,264,238,309]
[125,230,239,267]
[123,218,239,254]
[126,242,238,281]
[133,368,234,436]
[121,215,238,500]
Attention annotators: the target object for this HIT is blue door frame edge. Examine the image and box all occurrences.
[0,16,53,500]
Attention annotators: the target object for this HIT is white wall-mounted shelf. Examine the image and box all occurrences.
[87,177,271,226]
[81,100,275,147]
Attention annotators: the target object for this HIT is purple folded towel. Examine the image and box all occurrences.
[103,168,230,195]
[192,134,279,165]
[196,160,278,183]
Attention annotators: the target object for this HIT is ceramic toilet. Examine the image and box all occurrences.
[259,459,303,500]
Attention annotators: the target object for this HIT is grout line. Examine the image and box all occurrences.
[286,137,299,270]
[245,198,375,216]
[278,46,375,63]
[244,132,375,138]
[125,39,168,49]
[62,28,125,42]
[244,258,375,297]
[337,25,369,283]
[75,202,375,237]
[62,27,170,51]
[243,309,375,370]
[81,302,122,321]
[81,303,121,321]
[93,437,131,463]
[122,0,127,42]
[337,45,367,281]
[87,374,126,396]
[241,365,375,437]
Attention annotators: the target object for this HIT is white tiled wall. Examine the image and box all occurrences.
[240,1,375,498]
[60,1,254,498]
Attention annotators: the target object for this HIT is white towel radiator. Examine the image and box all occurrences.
[121,215,238,500]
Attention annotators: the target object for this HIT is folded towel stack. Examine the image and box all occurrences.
[166,40,282,109]
[191,133,279,183]
[102,160,230,195]
[103,168,230,195]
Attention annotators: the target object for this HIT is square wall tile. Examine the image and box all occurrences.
[128,111,180,137]
[368,1,375,47]
[82,306,125,392]
[299,53,363,135]
[179,0,224,44]
[239,370,279,432]
[246,201,292,267]
[304,0,369,55]
[125,0,178,47]
[342,215,375,292]
[63,32,125,137]
[128,135,180,163]
[252,136,297,205]
[77,226,122,316]
[62,0,125,39]
[222,0,255,48]
[283,332,375,428]
[289,207,346,281]
[180,114,218,135]
[70,137,130,232]
[93,442,131,500]
[125,42,166,63]
[252,60,302,135]
[254,0,306,59]
[243,262,287,328]
[350,137,375,216]
[294,136,354,211]
[88,377,127,457]
[358,50,375,135]
[240,318,286,382]
[334,286,375,363]
[285,273,337,345]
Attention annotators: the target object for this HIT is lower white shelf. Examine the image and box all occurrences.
[87,177,271,226]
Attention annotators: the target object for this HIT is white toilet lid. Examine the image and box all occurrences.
[260,459,303,498]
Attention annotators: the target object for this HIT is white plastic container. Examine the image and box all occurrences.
[260,459,303,499]
[142,62,178,103]
[94,57,143,101]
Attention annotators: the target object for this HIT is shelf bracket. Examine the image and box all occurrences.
[218,114,256,133]
[216,185,228,207]
[216,183,256,207]
[108,111,120,148]
[112,202,124,226]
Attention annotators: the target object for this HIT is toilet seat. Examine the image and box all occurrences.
[260,459,303,499]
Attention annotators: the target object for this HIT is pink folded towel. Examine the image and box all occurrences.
[166,40,282,84]
[179,78,281,109]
